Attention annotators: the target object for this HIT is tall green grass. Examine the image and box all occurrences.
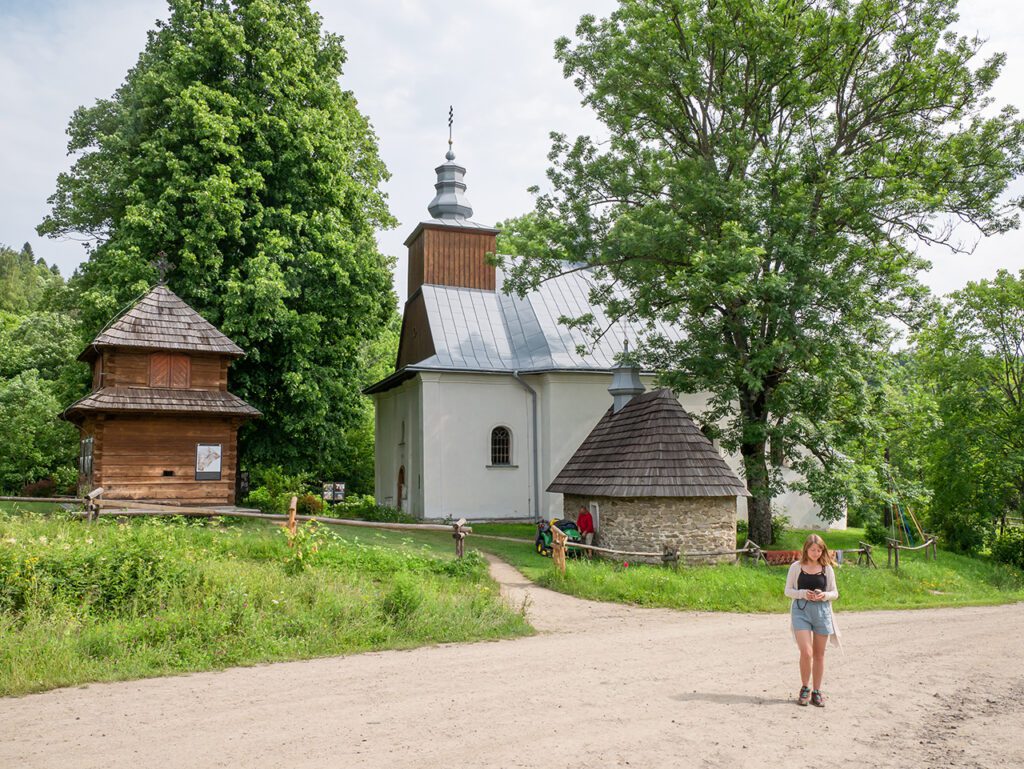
[0,513,531,696]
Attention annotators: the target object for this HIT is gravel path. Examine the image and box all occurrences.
[1,556,1021,769]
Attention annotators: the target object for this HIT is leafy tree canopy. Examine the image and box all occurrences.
[38,0,399,479]
[0,370,77,493]
[915,269,1024,550]
[500,0,1024,543]
[0,243,63,314]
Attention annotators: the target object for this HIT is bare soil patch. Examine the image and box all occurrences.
[1,556,1021,769]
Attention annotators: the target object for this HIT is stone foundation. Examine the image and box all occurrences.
[563,494,737,565]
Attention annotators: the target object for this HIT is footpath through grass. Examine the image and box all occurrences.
[0,509,532,697]
[467,523,1024,613]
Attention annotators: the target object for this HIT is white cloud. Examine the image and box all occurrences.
[1,0,1021,305]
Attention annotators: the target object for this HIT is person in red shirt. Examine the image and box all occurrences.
[576,505,595,557]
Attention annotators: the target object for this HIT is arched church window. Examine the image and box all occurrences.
[490,426,511,466]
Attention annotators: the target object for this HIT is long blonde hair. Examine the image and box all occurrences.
[799,534,834,567]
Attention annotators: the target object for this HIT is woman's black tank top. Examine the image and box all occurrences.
[797,568,827,592]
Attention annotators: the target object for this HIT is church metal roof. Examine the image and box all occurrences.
[406,263,685,373]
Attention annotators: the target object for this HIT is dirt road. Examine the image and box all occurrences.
[2,557,1022,769]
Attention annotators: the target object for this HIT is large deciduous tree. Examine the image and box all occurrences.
[915,270,1024,551]
[501,0,1024,544]
[38,0,398,480]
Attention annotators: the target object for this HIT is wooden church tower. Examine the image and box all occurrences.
[62,285,260,504]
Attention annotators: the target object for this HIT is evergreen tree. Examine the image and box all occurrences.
[38,0,398,479]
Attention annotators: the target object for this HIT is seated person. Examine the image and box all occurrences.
[576,505,595,554]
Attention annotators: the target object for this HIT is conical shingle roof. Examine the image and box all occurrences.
[547,388,750,498]
[80,285,244,360]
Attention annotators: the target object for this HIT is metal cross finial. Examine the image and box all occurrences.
[448,105,454,147]
[151,251,174,285]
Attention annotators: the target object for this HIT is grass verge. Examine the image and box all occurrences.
[0,512,532,697]
[466,524,1024,613]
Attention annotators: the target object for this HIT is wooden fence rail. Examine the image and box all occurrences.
[72,501,475,558]
[887,536,937,571]
[5,494,910,572]
[0,495,82,504]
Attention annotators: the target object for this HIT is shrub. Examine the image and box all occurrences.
[356,505,415,524]
[296,493,324,517]
[771,514,789,543]
[279,521,323,574]
[736,519,748,539]
[248,466,314,498]
[991,528,1024,571]
[379,573,423,623]
[930,507,990,553]
[326,493,415,524]
[19,478,55,497]
[244,486,280,515]
[52,465,78,495]
[865,518,889,546]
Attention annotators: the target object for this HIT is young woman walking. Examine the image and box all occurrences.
[784,534,840,707]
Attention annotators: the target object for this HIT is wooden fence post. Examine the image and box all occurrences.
[551,525,567,575]
[85,486,104,523]
[661,545,680,570]
[452,517,467,559]
[286,495,298,538]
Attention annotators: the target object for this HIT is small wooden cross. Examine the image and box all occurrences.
[151,251,174,285]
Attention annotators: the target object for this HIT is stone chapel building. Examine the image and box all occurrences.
[366,147,834,528]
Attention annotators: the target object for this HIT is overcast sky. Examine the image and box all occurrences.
[1,0,1021,306]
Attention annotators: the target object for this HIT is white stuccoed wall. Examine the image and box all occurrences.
[373,370,844,529]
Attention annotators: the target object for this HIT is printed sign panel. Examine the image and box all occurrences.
[322,482,346,501]
[195,443,222,481]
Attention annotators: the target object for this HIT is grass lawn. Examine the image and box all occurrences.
[0,500,71,515]
[0,512,531,697]
[463,523,1024,613]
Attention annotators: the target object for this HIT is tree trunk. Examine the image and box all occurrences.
[742,438,774,545]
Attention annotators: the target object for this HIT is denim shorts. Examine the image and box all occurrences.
[791,599,834,635]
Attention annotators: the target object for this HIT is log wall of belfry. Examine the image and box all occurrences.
[563,494,738,564]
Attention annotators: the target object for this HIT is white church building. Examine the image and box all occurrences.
[366,147,832,529]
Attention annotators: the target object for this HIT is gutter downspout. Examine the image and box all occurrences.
[512,371,541,521]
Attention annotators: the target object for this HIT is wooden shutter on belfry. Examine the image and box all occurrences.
[169,354,190,388]
[149,353,190,388]
[150,353,171,387]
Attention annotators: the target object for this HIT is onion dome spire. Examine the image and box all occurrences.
[427,106,474,220]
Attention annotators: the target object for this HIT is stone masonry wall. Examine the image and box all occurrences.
[564,494,737,565]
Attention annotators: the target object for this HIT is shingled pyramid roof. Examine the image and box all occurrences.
[547,388,750,498]
[80,285,244,361]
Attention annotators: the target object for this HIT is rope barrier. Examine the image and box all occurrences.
[562,537,764,561]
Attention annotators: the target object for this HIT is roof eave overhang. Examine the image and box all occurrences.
[402,220,500,247]
[81,342,245,359]
[363,364,665,396]
[363,368,420,395]
[61,405,261,420]
[546,484,751,498]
